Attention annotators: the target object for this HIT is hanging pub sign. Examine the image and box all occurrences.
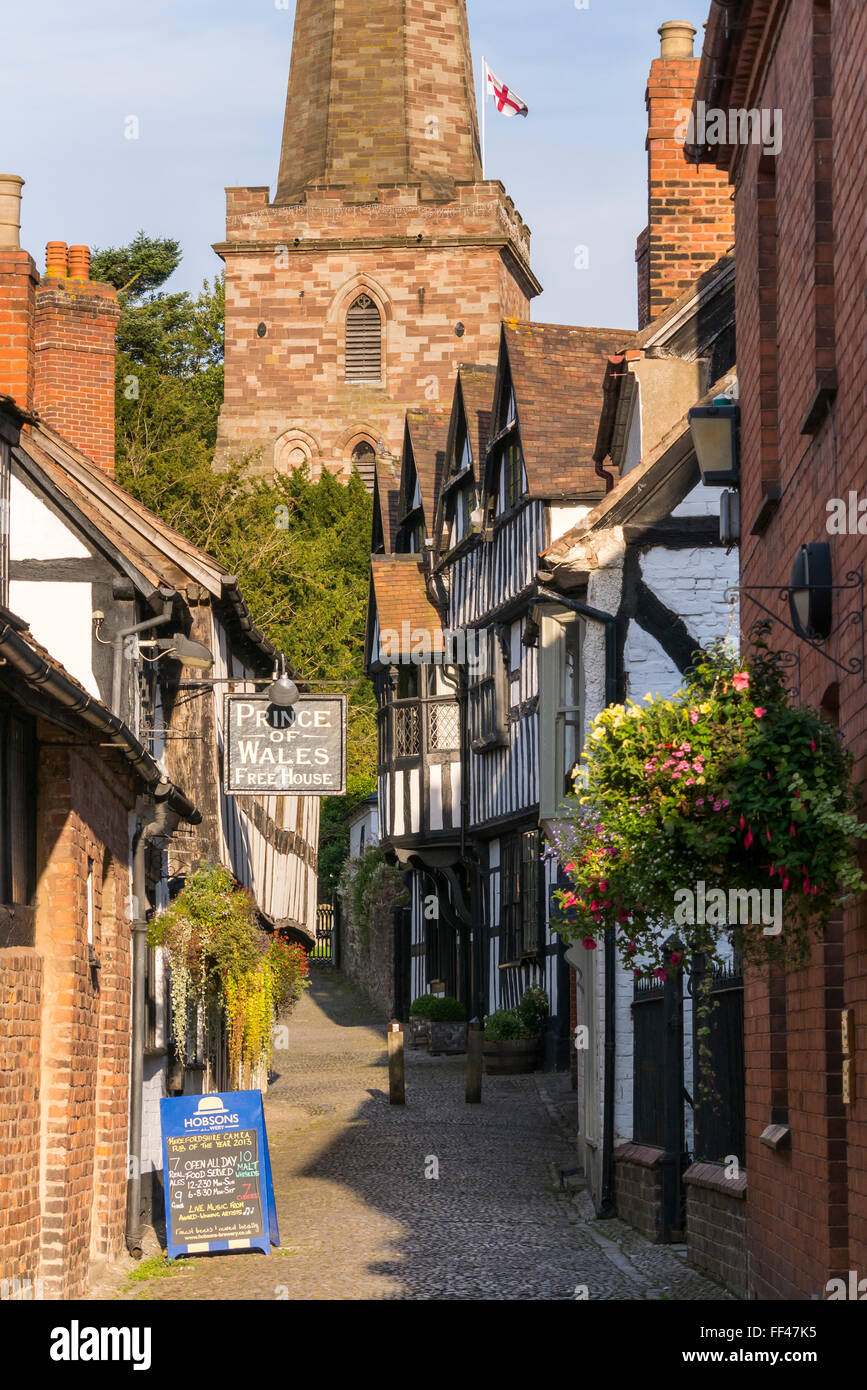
[160,1091,279,1259]
[223,694,347,796]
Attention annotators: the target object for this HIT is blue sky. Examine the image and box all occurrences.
[3,0,714,330]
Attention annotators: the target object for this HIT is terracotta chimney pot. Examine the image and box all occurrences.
[67,245,91,281]
[45,241,68,279]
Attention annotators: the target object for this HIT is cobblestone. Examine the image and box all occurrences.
[96,971,731,1301]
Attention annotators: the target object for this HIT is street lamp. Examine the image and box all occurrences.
[154,634,215,670]
[687,398,740,485]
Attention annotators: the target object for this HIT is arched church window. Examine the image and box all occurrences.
[350,440,376,491]
[345,295,382,384]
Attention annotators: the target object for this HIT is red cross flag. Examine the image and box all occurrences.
[485,62,529,118]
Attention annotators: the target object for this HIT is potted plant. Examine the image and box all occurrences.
[426,995,467,1054]
[483,987,548,1074]
[408,993,437,1049]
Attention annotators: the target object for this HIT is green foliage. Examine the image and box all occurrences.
[549,627,867,976]
[91,231,182,298]
[483,1008,536,1042]
[409,993,438,1017]
[338,846,408,954]
[518,985,549,1035]
[147,863,309,1084]
[425,995,466,1022]
[317,775,377,898]
[103,233,377,796]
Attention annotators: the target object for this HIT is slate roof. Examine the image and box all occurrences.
[497,320,637,497]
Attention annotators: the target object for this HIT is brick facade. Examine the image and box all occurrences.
[35,734,136,1298]
[214,0,539,478]
[694,0,867,1300]
[0,948,42,1293]
[33,244,120,476]
[613,1144,664,1242]
[684,1162,748,1298]
[638,21,735,329]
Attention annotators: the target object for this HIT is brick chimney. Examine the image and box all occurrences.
[636,20,735,328]
[0,176,39,414]
[34,241,121,474]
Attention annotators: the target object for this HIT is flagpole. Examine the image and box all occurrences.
[480,54,487,179]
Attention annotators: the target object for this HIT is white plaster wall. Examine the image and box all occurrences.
[670,479,723,518]
[549,504,591,544]
[9,474,90,561]
[9,578,98,695]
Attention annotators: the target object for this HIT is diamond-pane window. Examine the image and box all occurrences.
[428,702,460,751]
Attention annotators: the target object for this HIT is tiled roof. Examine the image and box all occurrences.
[370,554,443,653]
[14,421,279,664]
[499,320,637,497]
[401,409,451,534]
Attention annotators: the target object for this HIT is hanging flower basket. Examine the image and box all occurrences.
[549,628,867,976]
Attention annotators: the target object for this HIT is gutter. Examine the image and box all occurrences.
[126,793,172,1256]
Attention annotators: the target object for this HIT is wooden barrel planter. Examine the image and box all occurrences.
[482,1038,541,1075]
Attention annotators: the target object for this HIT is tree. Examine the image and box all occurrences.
[99,235,377,876]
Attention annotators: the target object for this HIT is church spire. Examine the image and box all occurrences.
[275,0,483,203]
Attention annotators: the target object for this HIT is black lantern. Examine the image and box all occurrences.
[687,399,740,485]
[789,542,833,641]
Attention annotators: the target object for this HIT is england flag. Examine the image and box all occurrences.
[485,62,529,118]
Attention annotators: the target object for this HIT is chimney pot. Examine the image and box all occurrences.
[67,245,91,281]
[659,20,696,59]
[0,175,24,250]
[46,241,68,279]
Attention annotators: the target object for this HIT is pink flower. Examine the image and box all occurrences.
[810,739,816,753]
[689,709,699,725]
[696,798,705,806]
[722,800,730,808]
[582,937,597,951]
[598,880,609,892]
[733,672,750,692]
[753,707,767,718]
[561,892,578,909]
[782,876,790,890]
[563,862,575,872]
[739,815,746,831]
[669,951,683,966]
[713,802,722,811]
[744,829,754,850]
[790,824,797,836]
[653,967,667,981]
[625,941,637,955]
[685,778,695,786]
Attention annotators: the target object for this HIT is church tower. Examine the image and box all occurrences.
[213,0,540,483]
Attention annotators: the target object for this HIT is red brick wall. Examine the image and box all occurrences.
[643,41,735,326]
[0,248,38,413]
[34,256,120,476]
[0,949,42,1289]
[729,0,867,1300]
[35,735,134,1297]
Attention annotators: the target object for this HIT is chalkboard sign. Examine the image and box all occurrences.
[160,1091,279,1259]
[223,694,347,796]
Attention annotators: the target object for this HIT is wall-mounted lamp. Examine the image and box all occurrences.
[688,397,740,485]
[155,634,215,670]
[789,542,833,641]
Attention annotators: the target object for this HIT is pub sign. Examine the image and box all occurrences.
[223,694,347,796]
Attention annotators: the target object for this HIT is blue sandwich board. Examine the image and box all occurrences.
[160,1091,279,1259]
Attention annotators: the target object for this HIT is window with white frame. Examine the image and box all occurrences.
[538,609,584,818]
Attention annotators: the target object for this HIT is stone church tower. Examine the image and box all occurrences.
[213,0,540,483]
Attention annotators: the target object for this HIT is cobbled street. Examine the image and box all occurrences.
[100,970,730,1302]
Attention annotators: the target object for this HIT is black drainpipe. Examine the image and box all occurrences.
[531,583,621,1215]
[126,791,171,1256]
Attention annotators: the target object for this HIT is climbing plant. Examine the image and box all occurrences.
[148,862,309,1087]
[338,846,408,954]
